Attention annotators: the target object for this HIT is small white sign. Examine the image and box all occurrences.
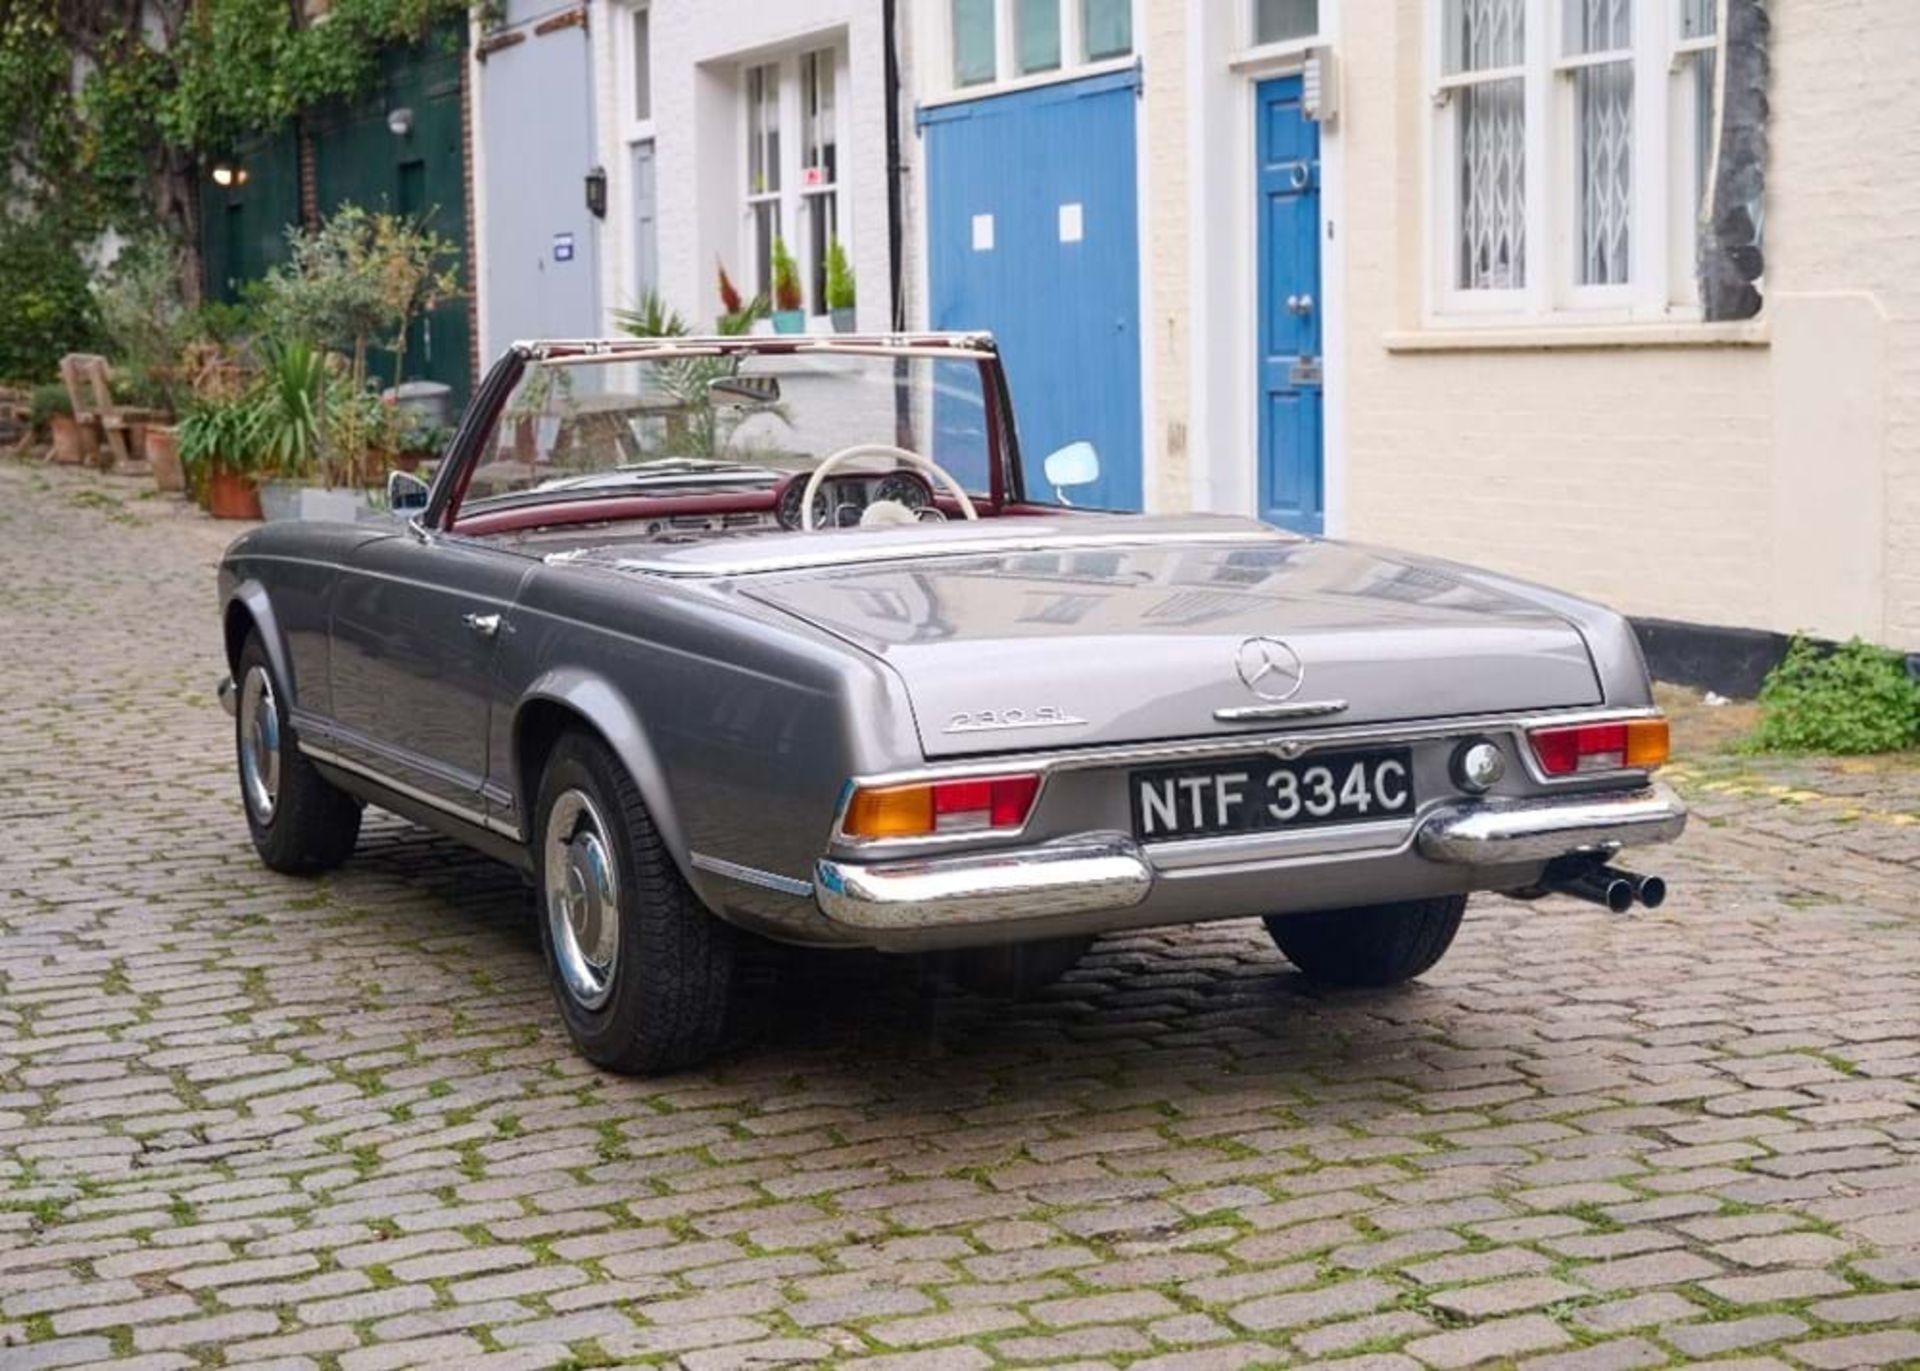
[971,213,995,252]
[552,232,575,263]
[1059,202,1084,244]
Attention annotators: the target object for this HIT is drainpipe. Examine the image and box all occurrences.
[883,0,906,332]
[884,0,912,448]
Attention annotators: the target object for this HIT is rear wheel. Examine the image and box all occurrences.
[946,934,1094,998]
[533,730,734,1074]
[1263,896,1467,988]
[235,632,361,875]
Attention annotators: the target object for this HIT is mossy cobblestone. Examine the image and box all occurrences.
[0,462,1915,1368]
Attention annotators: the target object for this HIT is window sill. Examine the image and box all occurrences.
[1383,320,1770,352]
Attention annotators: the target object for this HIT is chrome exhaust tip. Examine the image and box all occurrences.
[1613,868,1667,910]
[1548,865,1636,914]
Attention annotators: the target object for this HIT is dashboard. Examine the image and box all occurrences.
[775,471,937,531]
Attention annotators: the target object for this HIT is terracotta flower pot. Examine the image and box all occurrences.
[205,467,263,520]
[146,426,185,493]
[49,413,83,464]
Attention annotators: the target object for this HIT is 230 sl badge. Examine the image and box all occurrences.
[945,705,1090,734]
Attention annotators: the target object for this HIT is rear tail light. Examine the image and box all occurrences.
[1528,717,1669,776]
[841,774,1042,840]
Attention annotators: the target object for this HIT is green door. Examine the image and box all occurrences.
[198,129,301,304]
[311,33,472,405]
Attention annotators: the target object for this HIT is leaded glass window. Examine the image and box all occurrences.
[1447,0,1526,291]
[1564,0,1633,286]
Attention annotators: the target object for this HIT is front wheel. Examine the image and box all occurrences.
[1263,895,1467,988]
[533,731,734,1074]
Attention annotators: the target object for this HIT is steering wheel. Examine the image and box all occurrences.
[800,444,980,532]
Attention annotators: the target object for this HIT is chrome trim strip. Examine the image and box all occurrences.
[814,838,1152,931]
[843,707,1659,791]
[1417,783,1688,865]
[1213,700,1350,723]
[690,853,814,898]
[299,742,524,842]
[553,527,1288,579]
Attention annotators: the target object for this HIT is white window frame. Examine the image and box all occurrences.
[616,1,657,308]
[737,42,851,328]
[1425,0,1723,327]
[922,0,1138,107]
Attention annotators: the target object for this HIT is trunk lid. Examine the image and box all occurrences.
[735,524,1602,757]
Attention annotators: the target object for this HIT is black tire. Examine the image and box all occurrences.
[1263,895,1467,988]
[235,632,361,875]
[946,934,1095,999]
[533,730,734,1074]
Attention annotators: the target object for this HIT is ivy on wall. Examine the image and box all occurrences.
[0,0,468,244]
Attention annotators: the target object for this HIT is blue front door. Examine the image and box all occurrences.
[1257,76,1324,533]
[923,69,1143,510]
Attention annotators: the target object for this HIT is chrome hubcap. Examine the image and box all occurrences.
[238,666,281,825]
[544,790,619,1010]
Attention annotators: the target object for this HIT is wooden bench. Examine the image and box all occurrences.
[61,353,164,469]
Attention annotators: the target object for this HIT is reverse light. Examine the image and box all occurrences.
[1528,717,1670,776]
[841,774,1042,840]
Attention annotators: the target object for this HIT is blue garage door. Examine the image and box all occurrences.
[922,69,1143,510]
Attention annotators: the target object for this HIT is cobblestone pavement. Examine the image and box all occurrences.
[2,460,1916,1371]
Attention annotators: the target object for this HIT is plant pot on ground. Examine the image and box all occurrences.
[49,413,83,464]
[176,396,266,521]
[146,425,185,492]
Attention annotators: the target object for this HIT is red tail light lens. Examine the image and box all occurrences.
[1528,718,1669,776]
[842,774,1042,839]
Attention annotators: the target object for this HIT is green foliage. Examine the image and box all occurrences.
[1748,636,1920,756]
[176,394,267,480]
[260,204,461,382]
[95,237,195,407]
[770,237,802,314]
[613,290,690,340]
[0,213,99,383]
[255,338,330,478]
[163,0,468,154]
[826,239,856,312]
[29,383,71,431]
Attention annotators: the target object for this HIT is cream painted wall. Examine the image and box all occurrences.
[1151,0,1920,650]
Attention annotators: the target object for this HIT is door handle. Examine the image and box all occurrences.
[1287,293,1316,317]
[463,613,503,639]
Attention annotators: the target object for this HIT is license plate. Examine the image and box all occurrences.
[1131,748,1415,841]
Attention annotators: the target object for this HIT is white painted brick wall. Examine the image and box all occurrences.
[595,0,894,334]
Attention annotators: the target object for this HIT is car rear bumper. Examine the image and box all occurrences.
[811,783,1686,949]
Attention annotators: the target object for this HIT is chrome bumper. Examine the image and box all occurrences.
[811,784,1685,935]
[814,838,1152,931]
[1415,783,1687,865]
[217,674,237,718]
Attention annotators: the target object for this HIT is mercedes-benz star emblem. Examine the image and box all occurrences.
[1234,636,1305,702]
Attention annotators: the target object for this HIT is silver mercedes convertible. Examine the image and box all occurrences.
[217,334,1686,1072]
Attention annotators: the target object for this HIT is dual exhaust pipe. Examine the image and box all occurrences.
[1542,862,1667,914]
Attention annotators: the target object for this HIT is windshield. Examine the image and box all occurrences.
[462,349,998,512]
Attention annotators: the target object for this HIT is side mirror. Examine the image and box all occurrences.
[1042,441,1100,505]
[387,470,431,515]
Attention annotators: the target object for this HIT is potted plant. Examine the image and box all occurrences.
[31,384,81,463]
[770,238,805,334]
[176,396,266,519]
[826,239,856,333]
[146,421,185,493]
[714,263,768,335]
